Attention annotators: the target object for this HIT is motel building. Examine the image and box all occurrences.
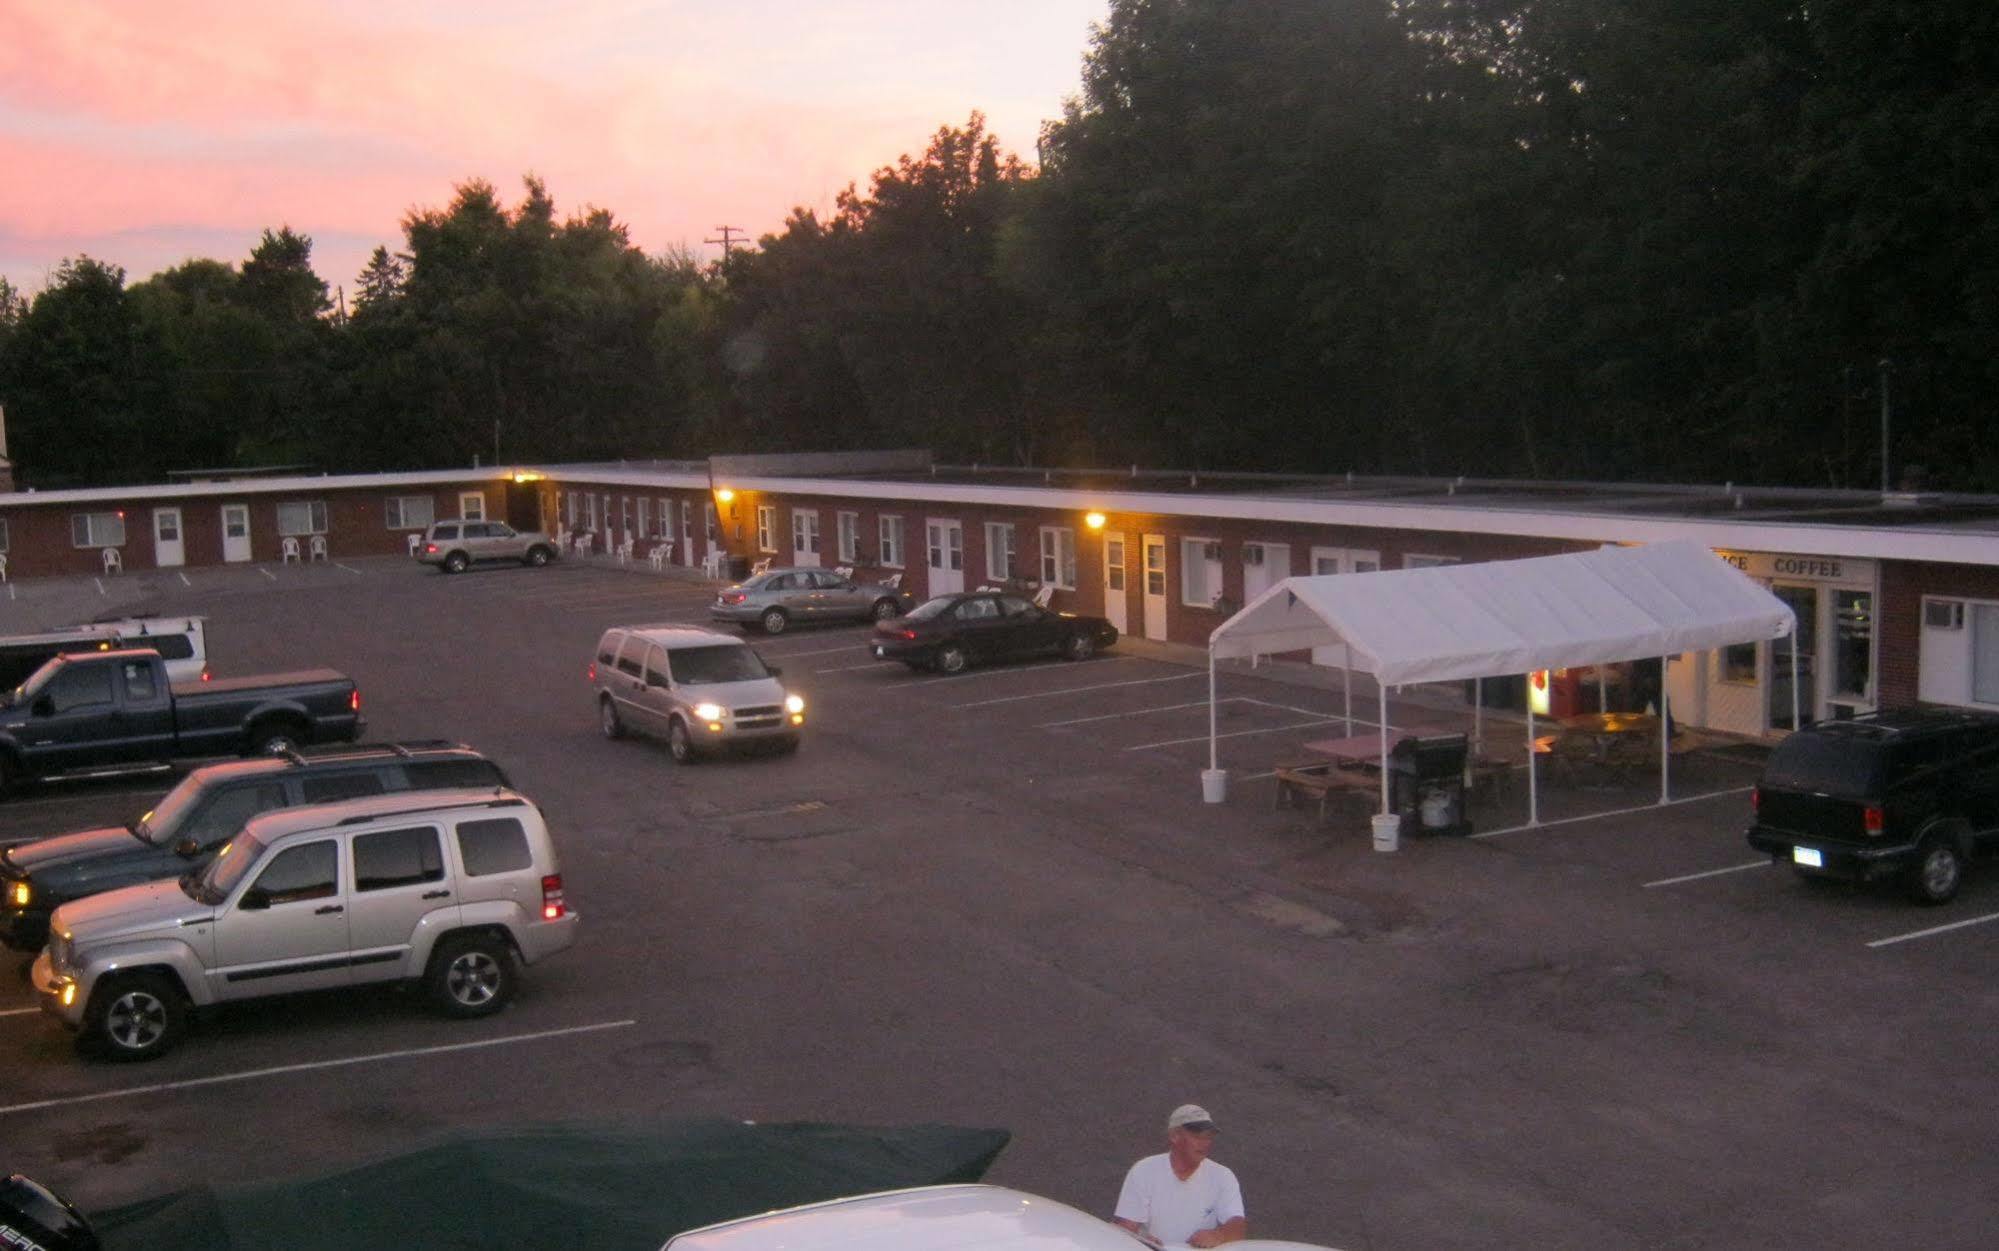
[2,448,1996,738]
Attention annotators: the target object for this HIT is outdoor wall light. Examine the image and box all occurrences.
[1085,511,1106,530]
[715,488,736,503]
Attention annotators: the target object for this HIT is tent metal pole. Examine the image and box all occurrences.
[1526,690,1539,826]
[1658,654,1670,805]
[1207,645,1219,771]
[1790,628,1801,733]
[1598,666,1608,713]
[1343,650,1353,735]
[1473,677,1483,756]
[1379,683,1391,814]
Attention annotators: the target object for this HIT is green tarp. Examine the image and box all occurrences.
[88,1119,1010,1250]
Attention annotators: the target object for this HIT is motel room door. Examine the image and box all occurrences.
[1101,532,1129,635]
[926,519,964,595]
[220,504,252,563]
[1142,534,1167,640]
[1308,546,1378,667]
[152,507,185,568]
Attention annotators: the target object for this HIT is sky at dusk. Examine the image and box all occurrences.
[0,0,1110,298]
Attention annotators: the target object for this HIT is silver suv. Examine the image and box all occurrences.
[33,787,578,1060]
[416,520,559,573]
[591,625,804,762]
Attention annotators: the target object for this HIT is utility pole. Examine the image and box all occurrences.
[705,226,749,259]
[1877,358,1892,494]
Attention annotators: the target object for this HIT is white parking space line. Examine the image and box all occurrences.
[258,567,276,581]
[964,671,1201,709]
[0,1019,637,1117]
[756,641,873,659]
[881,656,1136,689]
[179,572,191,586]
[1470,787,1753,839]
[1643,860,1771,888]
[1124,717,1341,752]
[1866,912,1999,949]
[815,662,891,673]
[1039,696,1243,729]
[334,562,364,575]
[0,1007,40,1018]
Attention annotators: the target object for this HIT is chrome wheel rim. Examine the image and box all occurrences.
[106,989,168,1051]
[763,611,785,634]
[447,951,502,1005]
[1923,847,1959,896]
[600,702,617,737]
[669,724,691,761]
[938,648,965,673]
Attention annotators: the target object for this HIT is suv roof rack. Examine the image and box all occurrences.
[333,794,524,825]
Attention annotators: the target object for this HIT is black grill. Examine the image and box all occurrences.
[734,704,784,728]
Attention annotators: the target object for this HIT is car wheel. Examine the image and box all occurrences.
[935,644,968,675]
[599,697,623,740]
[667,718,698,764]
[871,598,901,621]
[761,608,789,635]
[87,972,186,1061]
[1063,632,1096,661]
[524,545,552,567]
[1908,829,1966,905]
[247,719,305,757]
[427,933,515,1019]
[443,551,470,574]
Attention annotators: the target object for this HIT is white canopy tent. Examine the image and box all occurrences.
[1204,539,1798,824]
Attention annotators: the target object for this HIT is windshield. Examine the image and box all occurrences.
[667,645,770,685]
[190,831,266,904]
[1763,736,1886,799]
[905,596,958,622]
[9,655,63,704]
[130,774,213,846]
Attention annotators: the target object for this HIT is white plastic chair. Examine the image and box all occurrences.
[1032,584,1055,608]
[101,547,123,575]
[833,565,854,580]
[750,557,772,577]
[881,571,902,590]
[573,532,594,558]
[648,543,671,571]
[406,533,423,557]
[0,552,8,582]
[309,535,329,562]
[280,537,301,564]
[702,549,727,579]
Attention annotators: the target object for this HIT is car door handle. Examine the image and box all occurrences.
[314,904,344,915]
[422,889,451,900]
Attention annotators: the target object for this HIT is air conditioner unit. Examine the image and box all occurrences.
[1243,544,1264,566]
[1924,599,1965,630]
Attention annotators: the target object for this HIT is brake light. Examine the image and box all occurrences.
[200,668,212,682]
[897,628,917,640]
[424,543,438,555]
[588,661,597,682]
[350,688,360,713]
[721,591,747,605]
[1750,786,1760,814]
[1863,805,1885,835]
[541,874,566,920]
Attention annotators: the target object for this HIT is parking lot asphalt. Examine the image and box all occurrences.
[3,557,1997,1249]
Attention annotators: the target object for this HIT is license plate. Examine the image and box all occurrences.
[873,645,886,659]
[1792,846,1823,869]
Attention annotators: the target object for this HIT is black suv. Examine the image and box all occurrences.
[1746,709,1999,904]
[1,741,509,951]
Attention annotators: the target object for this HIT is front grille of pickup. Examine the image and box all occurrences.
[734,704,783,729]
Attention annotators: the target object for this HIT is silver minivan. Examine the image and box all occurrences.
[591,625,805,762]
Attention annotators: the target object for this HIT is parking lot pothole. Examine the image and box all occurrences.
[1233,891,1349,939]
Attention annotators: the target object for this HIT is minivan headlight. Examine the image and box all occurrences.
[7,880,27,907]
[693,703,725,723]
[784,695,805,714]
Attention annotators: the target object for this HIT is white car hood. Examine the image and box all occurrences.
[53,878,212,945]
[680,675,788,708]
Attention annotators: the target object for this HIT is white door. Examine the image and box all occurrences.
[1102,532,1129,635]
[1309,547,1379,665]
[926,519,964,595]
[152,507,185,568]
[220,504,252,563]
[1242,541,1289,603]
[1142,534,1167,640]
[681,501,696,566]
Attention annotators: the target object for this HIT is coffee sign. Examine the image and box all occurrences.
[1714,550,1870,582]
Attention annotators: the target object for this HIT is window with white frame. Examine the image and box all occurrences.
[757,505,777,552]
[1180,538,1225,607]
[880,515,904,567]
[0,518,9,552]
[985,523,1017,581]
[70,512,127,548]
[657,498,671,538]
[704,502,718,543]
[637,497,649,540]
[276,500,328,536]
[385,496,435,529]
[459,492,485,521]
[792,508,820,559]
[1039,526,1077,589]
[564,492,577,528]
[837,512,859,563]
[1404,553,1458,569]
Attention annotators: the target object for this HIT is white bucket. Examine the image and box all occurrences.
[1200,768,1228,804]
[1371,812,1402,853]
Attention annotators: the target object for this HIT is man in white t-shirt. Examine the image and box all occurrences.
[1113,1103,1246,1248]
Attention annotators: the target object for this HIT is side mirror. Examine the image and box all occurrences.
[237,888,270,911]
[172,837,201,859]
[30,696,53,718]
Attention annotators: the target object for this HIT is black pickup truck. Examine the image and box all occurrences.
[0,648,363,795]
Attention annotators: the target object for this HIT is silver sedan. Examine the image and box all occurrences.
[710,568,912,635]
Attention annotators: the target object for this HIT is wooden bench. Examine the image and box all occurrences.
[1274,761,1376,821]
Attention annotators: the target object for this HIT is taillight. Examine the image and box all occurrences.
[350,689,360,713]
[900,628,918,640]
[1750,786,1760,814]
[721,591,747,605]
[424,543,438,555]
[1863,805,1885,836]
[200,668,212,682]
[587,661,597,682]
[541,874,566,920]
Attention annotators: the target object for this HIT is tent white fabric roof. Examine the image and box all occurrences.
[1208,539,1794,684]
